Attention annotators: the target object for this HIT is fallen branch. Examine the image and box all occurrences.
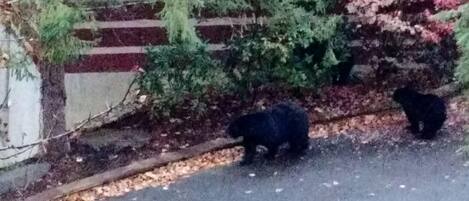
[0,110,107,152]
[25,138,241,201]
[77,76,142,132]
[78,101,144,133]
[0,146,33,160]
[0,76,140,152]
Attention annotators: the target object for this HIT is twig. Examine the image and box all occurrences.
[0,146,34,160]
[0,76,140,152]
[23,146,36,190]
[121,76,138,104]
[0,103,117,152]
[0,89,10,110]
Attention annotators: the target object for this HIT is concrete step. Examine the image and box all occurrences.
[75,27,168,47]
[75,17,257,29]
[0,163,51,194]
[65,44,227,73]
[75,24,243,47]
[89,2,254,21]
[92,2,162,21]
[74,18,257,47]
[83,44,227,55]
[65,53,144,73]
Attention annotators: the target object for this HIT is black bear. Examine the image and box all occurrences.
[392,87,447,140]
[227,102,310,165]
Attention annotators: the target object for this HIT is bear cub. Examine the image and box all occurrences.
[227,102,310,165]
[392,87,447,140]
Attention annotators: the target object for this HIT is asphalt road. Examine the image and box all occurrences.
[109,136,469,201]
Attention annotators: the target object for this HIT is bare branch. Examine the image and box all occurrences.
[0,89,10,110]
[121,76,138,103]
[0,146,33,160]
[0,103,116,152]
[0,76,140,153]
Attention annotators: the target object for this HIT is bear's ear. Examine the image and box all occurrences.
[403,80,417,90]
[392,89,401,102]
[401,85,412,91]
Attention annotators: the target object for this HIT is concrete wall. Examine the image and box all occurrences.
[62,4,241,129]
[64,72,136,129]
[0,69,8,150]
[4,63,42,168]
[0,25,42,168]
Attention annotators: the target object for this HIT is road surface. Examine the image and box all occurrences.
[109,136,469,201]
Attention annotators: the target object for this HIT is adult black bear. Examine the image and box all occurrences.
[392,87,447,140]
[227,102,310,165]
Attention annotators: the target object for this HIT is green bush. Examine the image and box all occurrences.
[435,3,469,156]
[139,0,346,116]
[435,3,469,86]
[139,0,231,117]
[454,4,469,86]
[139,43,229,117]
[226,0,349,91]
[159,0,201,44]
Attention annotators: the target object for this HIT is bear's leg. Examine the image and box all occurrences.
[405,113,420,134]
[419,119,444,140]
[240,142,256,165]
[288,138,309,155]
[264,145,279,160]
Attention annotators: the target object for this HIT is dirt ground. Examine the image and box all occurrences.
[62,95,468,201]
[1,71,458,201]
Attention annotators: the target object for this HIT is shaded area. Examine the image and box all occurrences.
[111,136,469,201]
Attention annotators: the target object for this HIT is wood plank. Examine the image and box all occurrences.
[25,138,241,201]
[74,17,259,29]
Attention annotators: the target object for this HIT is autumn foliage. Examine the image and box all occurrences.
[345,0,461,43]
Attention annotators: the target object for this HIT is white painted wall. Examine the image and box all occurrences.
[0,26,42,168]
[0,69,8,149]
[0,26,138,167]
[64,72,136,129]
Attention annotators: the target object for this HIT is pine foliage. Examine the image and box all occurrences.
[160,0,201,44]
[435,3,469,86]
[454,4,469,85]
[0,0,91,76]
[226,0,348,89]
[38,0,91,64]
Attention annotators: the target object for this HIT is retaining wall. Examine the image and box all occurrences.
[0,26,42,168]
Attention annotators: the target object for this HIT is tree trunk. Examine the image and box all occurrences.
[39,62,69,157]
